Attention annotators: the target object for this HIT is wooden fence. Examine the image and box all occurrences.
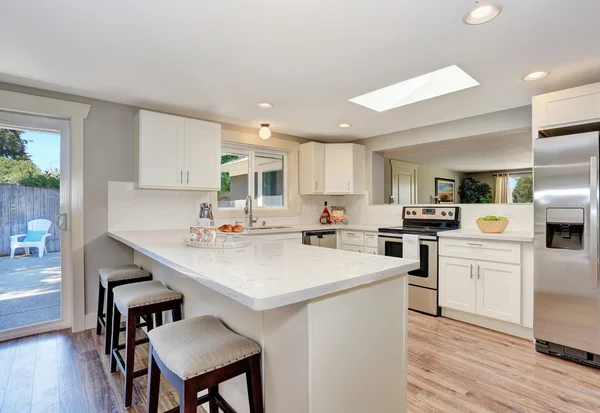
[0,184,61,256]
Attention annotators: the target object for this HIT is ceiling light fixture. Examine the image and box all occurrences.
[258,123,271,140]
[522,71,550,81]
[349,65,479,112]
[338,123,352,128]
[257,102,274,109]
[463,2,502,25]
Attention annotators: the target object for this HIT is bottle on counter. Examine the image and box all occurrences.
[319,201,331,225]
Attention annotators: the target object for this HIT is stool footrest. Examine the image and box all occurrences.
[163,394,215,413]
[115,337,149,351]
[215,393,237,413]
[111,350,149,379]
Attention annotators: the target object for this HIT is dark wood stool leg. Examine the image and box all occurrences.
[110,304,122,373]
[208,386,219,413]
[104,285,115,355]
[146,313,154,332]
[172,301,182,322]
[96,279,105,335]
[181,381,197,413]
[146,345,161,413]
[155,311,163,328]
[246,355,264,413]
[124,312,137,407]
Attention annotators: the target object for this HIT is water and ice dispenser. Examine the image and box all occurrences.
[546,208,584,250]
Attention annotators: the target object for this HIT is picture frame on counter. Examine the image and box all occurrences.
[435,177,456,203]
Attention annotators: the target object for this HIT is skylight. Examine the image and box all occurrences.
[349,65,480,112]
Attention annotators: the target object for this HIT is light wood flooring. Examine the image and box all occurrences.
[1,312,600,412]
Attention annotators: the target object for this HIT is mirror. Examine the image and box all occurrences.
[372,130,533,205]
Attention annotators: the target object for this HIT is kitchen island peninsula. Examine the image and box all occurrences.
[108,229,419,413]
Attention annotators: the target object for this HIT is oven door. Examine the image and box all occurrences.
[378,235,438,289]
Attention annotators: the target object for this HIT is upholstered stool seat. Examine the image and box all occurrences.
[110,280,183,408]
[96,264,153,356]
[99,264,151,288]
[146,316,264,413]
[148,315,261,380]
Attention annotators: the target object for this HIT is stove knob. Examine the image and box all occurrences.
[406,211,411,216]
[412,211,417,215]
[441,211,447,216]
[448,211,454,217]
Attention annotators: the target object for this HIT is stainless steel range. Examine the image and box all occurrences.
[378,206,460,316]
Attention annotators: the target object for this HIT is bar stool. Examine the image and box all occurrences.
[96,264,153,355]
[110,280,183,407]
[146,315,263,413]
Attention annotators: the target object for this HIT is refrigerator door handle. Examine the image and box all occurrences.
[591,156,598,290]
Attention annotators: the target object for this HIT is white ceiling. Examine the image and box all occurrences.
[384,130,533,172]
[1,1,600,142]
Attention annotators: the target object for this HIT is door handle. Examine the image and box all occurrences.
[470,264,473,278]
[55,213,67,231]
[180,170,183,184]
[187,171,189,184]
[348,182,350,191]
[591,156,598,290]
[467,243,483,247]
[315,181,317,191]
[477,265,481,279]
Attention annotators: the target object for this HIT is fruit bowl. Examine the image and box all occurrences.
[476,219,509,233]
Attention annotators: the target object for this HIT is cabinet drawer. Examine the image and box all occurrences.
[364,232,378,248]
[363,247,378,255]
[341,244,363,253]
[439,238,521,264]
[341,231,364,246]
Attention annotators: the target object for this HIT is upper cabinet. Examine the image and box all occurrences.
[534,82,600,131]
[299,142,365,195]
[134,110,221,190]
[299,142,325,194]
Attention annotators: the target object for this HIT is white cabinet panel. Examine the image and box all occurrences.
[439,257,476,313]
[184,118,221,190]
[476,261,521,324]
[340,231,365,246]
[341,244,363,253]
[535,82,600,129]
[299,142,325,194]
[439,238,521,265]
[363,247,378,255]
[364,232,378,248]
[325,144,353,194]
[137,111,185,189]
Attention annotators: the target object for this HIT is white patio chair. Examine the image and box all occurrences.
[10,219,53,259]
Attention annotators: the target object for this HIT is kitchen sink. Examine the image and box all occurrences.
[246,226,291,230]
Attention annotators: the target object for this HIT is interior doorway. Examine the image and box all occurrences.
[0,111,71,340]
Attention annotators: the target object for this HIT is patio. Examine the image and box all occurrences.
[0,252,61,332]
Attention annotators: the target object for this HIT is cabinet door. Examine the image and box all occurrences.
[138,111,185,188]
[476,261,521,323]
[324,144,352,194]
[299,142,325,194]
[363,247,378,255]
[439,257,476,313]
[184,118,221,190]
[341,244,363,253]
[535,83,600,129]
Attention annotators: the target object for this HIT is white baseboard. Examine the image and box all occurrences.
[84,312,97,330]
[442,308,534,340]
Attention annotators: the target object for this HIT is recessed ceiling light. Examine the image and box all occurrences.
[463,2,502,25]
[256,102,274,109]
[349,65,479,112]
[338,123,352,128]
[522,71,550,81]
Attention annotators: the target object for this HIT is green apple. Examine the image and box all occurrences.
[497,216,508,221]
[484,215,498,221]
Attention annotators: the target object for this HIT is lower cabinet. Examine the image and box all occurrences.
[439,256,521,324]
[340,231,378,254]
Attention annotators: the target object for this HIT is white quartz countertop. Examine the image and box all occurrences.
[438,229,534,242]
[240,223,386,235]
[108,229,419,311]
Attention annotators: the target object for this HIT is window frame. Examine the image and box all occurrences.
[217,143,288,213]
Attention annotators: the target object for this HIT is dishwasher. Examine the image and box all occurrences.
[302,230,337,249]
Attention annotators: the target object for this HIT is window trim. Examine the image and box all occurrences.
[214,143,289,217]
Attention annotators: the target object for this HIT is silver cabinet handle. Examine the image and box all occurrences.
[180,170,183,184]
[346,232,356,236]
[591,156,598,290]
[467,243,483,247]
[477,265,481,279]
[315,181,317,191]
[187,170,189,184]
[470,264,473,278]
[348,182,350,191]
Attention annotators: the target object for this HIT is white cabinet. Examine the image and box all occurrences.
[340,230,377,255]
[340,230,364,246]
[299,142,365,195]
[249,233,302,245]
[324,144,365,194]
[534,82,600,130]
[299,142,325,194]
[134,110,221,190]
[439,257,476,313]
[476,261,521,324]
[341,244,363,253]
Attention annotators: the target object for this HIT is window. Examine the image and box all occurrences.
[218,145,286,209]
[509,172,533,203]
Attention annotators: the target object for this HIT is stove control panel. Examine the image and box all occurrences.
[403,207,459,221]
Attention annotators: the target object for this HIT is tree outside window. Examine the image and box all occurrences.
[510,173,533,203]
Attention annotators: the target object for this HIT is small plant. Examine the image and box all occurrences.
[459,177,492,204]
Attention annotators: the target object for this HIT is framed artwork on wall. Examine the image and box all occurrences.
[435,178,456,203]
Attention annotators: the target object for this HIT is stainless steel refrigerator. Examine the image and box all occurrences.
[534,131,600,366]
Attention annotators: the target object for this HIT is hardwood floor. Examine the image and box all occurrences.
[1,313,600,412]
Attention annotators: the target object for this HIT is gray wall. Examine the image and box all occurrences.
[0,82,136,314]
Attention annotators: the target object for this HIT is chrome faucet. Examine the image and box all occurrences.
[244,195,259,227]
